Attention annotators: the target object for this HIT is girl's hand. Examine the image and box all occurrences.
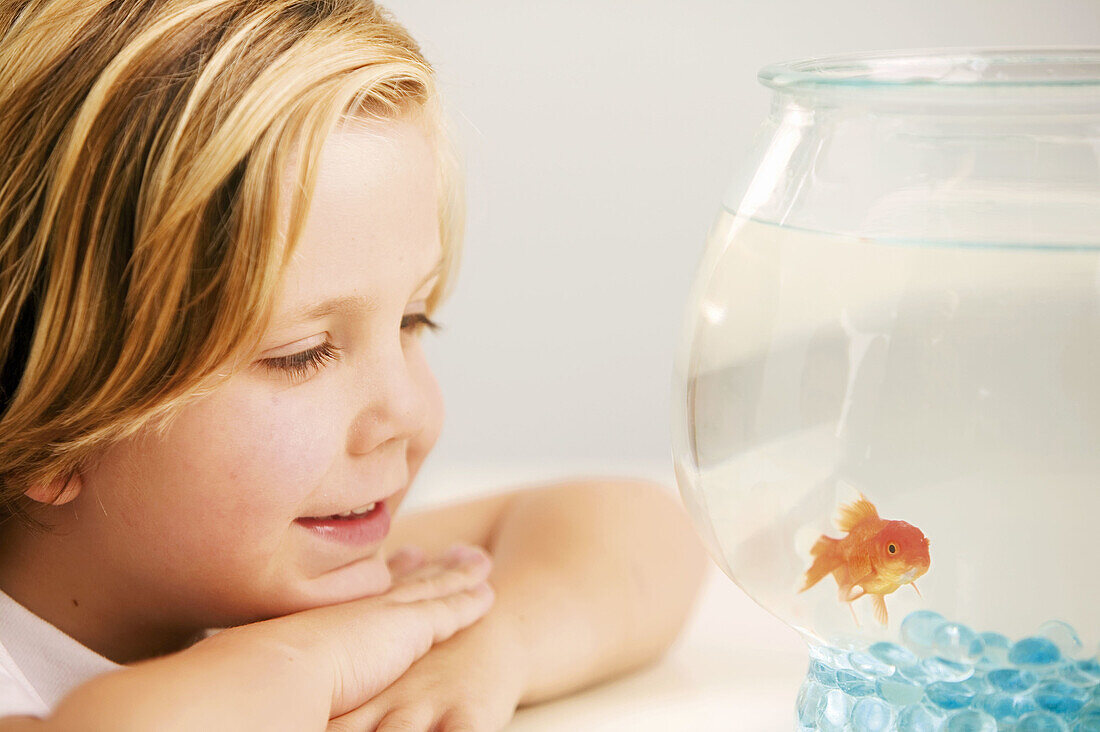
[244,543,496,719]
[325,555,526,732]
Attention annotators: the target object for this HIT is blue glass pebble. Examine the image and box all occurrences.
[1011,638,1063,667]
[898,662,938,686]
[1076,658,1100,683]
[897,704,939,732]
[1074,704,1100,732]
[851,697,895,731]
[935,623,985,663]
[1034,679,1090,715]
[962,674,991,695]
[979,632,1011,666]
[978,691,1038,720]
[1062,662,1100,687]
[837,670,876,697]
[795,616,1097,732]
[871,641,917,668]
[811,644,853,669]
[811,659,839,687]
[796,680,826,725]
[1039,621,1085,659]
[817,689,854,730]
[850,649,896,677]
[923,656,975,683]
[927,680,979,710]
[902,610,948,651]
[1017,711,1070,731]
[989,668,1039,693]
[944,709,997,731]
[878,676,926,706]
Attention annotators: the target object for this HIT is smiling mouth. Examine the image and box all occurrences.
[306,501,379,520]
[295,500,392,546]
[300,491,398,522]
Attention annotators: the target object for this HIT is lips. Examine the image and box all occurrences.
[305,501,379,520]
[300,490,398,521]
[295,499,391,546]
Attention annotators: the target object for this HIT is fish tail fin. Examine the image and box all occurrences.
[835,493,880,533]
[800,535,841,592]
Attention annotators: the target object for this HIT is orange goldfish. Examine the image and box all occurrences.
[800,494,930,626]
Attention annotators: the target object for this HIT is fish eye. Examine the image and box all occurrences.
[888,543,897,554]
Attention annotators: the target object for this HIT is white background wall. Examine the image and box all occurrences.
[380,1,1100,505]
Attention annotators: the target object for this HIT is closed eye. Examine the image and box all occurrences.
[260,314,440,383]
[260,340,341,381]
[401,312,441,334]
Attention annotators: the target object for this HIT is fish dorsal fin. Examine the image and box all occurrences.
[835,494,879,533]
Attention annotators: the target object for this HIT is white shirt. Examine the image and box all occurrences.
[0,589,226,720]
[0,588,122,719]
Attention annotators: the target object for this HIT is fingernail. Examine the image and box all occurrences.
[388,546,416,563]
[443,544,481,565]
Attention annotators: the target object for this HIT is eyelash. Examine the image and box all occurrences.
[261,313,440,381]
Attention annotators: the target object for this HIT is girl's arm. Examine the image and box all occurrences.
[384,478,711,706]
[0,551,495,731]
[0,625,330,731]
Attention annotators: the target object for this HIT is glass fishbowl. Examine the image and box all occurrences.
[672,49,1100,731]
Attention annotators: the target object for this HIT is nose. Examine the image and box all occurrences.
[347,340,428,454]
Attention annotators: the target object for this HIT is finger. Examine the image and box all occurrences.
[388,544,489,589]
[386,545,427,579]
[386,550,492,603]
[434,708,482,732]
[419,581,495,644]
[375,706,434,732]
[323,583,494,717]
[324,698,390,732]
[395,544,486,583]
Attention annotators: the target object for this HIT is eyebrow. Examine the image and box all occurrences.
[280,259,444,325]
[284,294,377,324]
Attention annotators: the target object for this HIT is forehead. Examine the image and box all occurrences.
[273,118,442,320]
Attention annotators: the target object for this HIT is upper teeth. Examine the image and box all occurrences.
[335,502,376,518]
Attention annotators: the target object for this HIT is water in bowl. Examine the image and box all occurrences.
[679,213,1100,728]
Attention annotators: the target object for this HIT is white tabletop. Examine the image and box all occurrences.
[506,563,810,731]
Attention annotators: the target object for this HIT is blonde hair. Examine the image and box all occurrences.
[0,0,464,531]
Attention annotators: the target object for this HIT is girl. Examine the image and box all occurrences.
[0,1,708,730]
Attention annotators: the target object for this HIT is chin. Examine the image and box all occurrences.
[228,559,395,625]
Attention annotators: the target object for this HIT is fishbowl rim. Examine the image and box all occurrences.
[758,46,1100,92]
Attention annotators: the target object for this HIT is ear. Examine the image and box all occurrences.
[24,472,82,506]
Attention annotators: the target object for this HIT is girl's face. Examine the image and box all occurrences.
[39,118,446,629]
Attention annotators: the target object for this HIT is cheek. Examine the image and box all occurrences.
[213,386,344,518]
[114,382,342,533]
